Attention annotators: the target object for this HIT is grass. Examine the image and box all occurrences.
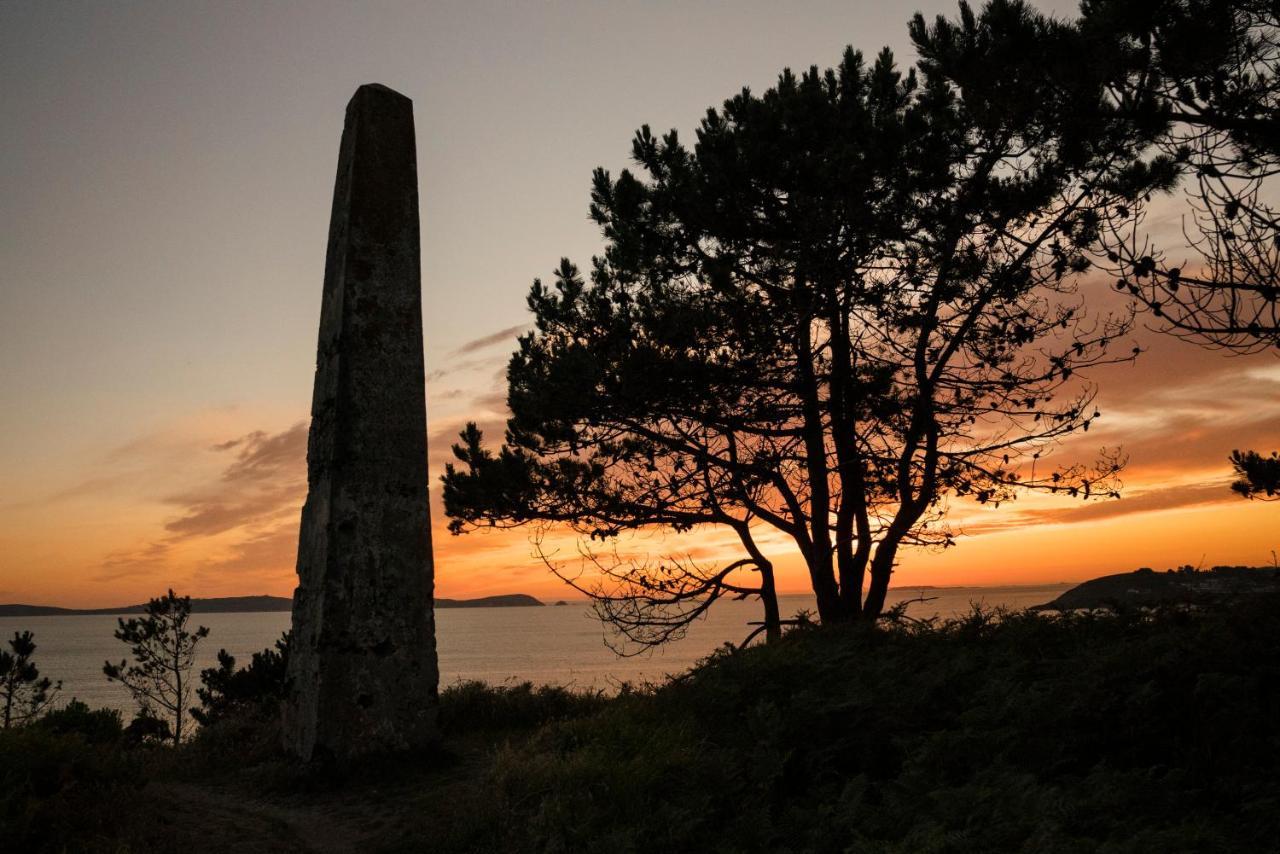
[401,599,1280,852]
[3,599,1279,852]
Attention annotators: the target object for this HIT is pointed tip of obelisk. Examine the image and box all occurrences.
[351,82,411,104]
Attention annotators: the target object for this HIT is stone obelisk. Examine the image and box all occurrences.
[284,84,438,760]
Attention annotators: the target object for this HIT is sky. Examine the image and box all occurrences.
[1,1,1276,609]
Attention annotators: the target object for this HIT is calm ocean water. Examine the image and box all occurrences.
[0,585,1069,717]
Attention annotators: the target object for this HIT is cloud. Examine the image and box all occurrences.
[422,323,526,384]
[187,525,300,594]
[160,423,308,540]
[426,353,506,383]
[961,480,1236,536]
[95,541,174,582]
[449,324,528,357]
[90,423,308,585]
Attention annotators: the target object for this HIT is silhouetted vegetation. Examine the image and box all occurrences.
[444,34,1166,644]
[103,589,209,745]
[34,699,123,744]
[913,0,1280,495]
[437,680,609,734]
[0,701,139,853]
[0,631,59,729]
[1230,448,1280,499]
[404,599,1280,853]
[4,3,1276,852]
[4,599,1279,851]
[915,0,1280,352]
[192,631,290,727]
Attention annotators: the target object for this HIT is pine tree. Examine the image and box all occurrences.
[0,630,60,728]
[103,589,209,745]
[444,44,1165,643]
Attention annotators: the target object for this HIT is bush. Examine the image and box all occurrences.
[405,600,1280,853]
[0,722,141,851]
[192,632,289,727]
[438,680,609,735]
[123,710,173,746]
[33,699,123,745]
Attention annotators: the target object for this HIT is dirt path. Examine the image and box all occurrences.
[162,781,379,853]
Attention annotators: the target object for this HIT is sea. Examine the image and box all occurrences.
[1,585,1070,717]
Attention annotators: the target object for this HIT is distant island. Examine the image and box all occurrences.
[1035,565,1280,611]
[0,593,544,618]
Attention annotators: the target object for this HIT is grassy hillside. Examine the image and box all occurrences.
[4,599,1279,852]
[1036,565,1280,611]
[406,600,1280,853]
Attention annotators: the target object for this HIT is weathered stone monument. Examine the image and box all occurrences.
[284,84,438,760]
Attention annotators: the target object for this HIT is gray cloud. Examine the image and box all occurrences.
[92,423,308,584]
[160,423,308,540]
[449,324,528,358]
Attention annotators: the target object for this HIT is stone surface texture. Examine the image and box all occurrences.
[284,83,438,760]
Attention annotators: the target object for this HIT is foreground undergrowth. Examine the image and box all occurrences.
[4,601,1279,853]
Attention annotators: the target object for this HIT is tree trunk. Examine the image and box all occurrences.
[759,559,782,642]
[861,531,906,620]
[807,546,846,623]
[173,642,183,746]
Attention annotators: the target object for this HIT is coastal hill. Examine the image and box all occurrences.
[0,593,543,618]
[1035,565,1280,611]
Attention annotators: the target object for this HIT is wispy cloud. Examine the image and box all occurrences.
[160,424,308,539]
[96,541,174,582]
[961,481,1235,536]
[426,353,507,383]
[91,423,308,585]
[449,324,528,358]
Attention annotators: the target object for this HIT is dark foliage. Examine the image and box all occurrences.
[0,631,59,729]
[103,589,209,745]
[122,710,173,746]
[414,600,1280,853]
[438,680,609,735]
[913,0,1280,501]
[1230,448,1280,500]
[0,711,140,852]
[8,603,1280,852]
[444,40,1163,645]
[913,0,1280,352]
[192,631,290,727]
[34,699,123,745]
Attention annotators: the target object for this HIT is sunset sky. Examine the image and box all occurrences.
[2,0,1276,609]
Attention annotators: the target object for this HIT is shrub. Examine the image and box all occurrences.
[438,680,609,735]
[0,722,141,851]
[192,632,290,727]
[406,600,1280,853]
[34,699,123,745]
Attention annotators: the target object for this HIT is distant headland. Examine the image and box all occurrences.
[1034,565,1280,611]
[0,593,544,618]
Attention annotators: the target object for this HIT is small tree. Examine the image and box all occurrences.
[192,632,289,727]
[103,589,209,745]
[1,631,60,728]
